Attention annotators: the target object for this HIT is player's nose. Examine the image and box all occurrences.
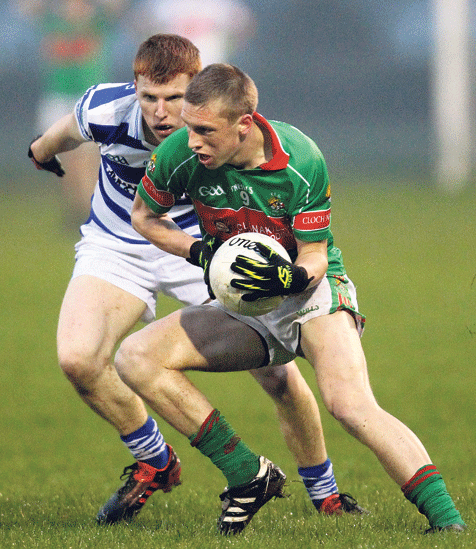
[187,130,202,151]
[154,99,167,117]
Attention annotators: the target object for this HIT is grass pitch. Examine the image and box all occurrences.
[0,179,475,548]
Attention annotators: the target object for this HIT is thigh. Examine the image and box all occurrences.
[127,305,268,373]
[300,310,374,408]
[72,227,165,323]
[58,275,147,357]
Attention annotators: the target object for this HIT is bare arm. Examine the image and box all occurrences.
[295,239,328,289]
[131,193,198,258]
[30,112,87,163]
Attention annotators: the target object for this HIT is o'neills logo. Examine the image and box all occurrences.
[141,175,175,207]
[227,235,267,250]
[294,208,331,231]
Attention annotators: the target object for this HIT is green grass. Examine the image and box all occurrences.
[1,180,475,547]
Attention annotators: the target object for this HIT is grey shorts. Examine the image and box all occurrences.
[211,274,365,366]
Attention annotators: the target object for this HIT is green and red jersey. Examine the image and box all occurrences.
[137,112,346,276]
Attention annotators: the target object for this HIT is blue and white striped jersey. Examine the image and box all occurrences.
[75,82,198,244]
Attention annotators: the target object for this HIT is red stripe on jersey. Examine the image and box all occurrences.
[47,37,100,61]
[141,175,175,208]
[193,199,296,250]
[293,209,331,232]
[253,112,290,170]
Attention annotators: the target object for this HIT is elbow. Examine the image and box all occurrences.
[130,210,142,234]
[304,257,328,289]
[131,215,144,238]
[130,205,149,238]
[131,193,149,237]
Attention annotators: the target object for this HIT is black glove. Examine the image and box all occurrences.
[230,242,313,302]
[187,239,218,299]
[28,136,65,177]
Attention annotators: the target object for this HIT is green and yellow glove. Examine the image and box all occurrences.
[187,238,219,299]
[230,242,313,302]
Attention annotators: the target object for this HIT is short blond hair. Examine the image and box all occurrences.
[184,64,258,121]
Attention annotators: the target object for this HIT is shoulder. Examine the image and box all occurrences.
[154,128,195,167]
[157,127,190,150]
[75,82,140,141]
[76,83,137,123]
[147,128,198,186]
[86,83,136,107]
[271,120,327,179]
[271,120,324,162]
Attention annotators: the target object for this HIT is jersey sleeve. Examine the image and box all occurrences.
[137,130,192,214]
[74,85,99,142]
[290,144,332,243]
[137,153,176,214]
[74,82,136,143]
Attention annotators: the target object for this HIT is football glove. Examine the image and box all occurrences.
[28,135,65,177]
[187,238,219,299]
[230,242,313,302]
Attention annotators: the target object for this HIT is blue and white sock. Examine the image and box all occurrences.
[121,416,170,470]
[298,458,338,510]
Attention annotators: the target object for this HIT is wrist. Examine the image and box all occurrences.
[29,137,50,164]
[188,241,203,267]
[28,135,42,158]
[290,265,313,294]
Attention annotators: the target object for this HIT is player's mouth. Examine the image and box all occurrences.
[154,124,175,137]
[197,153,213,167]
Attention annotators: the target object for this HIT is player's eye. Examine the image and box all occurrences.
[196,127,213,135]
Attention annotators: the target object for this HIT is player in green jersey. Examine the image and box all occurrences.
[117,64,465,535]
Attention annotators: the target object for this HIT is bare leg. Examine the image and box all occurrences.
[250,362,327,467]
[115,305,368,522]
[57,275,149,435]
[115,305,268,436]
[301,310,430,486]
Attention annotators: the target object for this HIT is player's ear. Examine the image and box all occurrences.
[238,113,254,135]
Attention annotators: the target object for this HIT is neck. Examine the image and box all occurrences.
[232,123,268,170]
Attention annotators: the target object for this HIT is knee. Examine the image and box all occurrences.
[115,335,154,391]
[57,341,109,388]
[325,399,354,427]
[323,391,379,434]
[251,364,292,402]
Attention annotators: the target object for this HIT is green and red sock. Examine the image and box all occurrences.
[402,465,466,529]
[189,409,260,488]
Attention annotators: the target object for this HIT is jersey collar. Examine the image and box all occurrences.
[253,112,290,170]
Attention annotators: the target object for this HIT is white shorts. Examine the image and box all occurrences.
[72,223,209,323]
[211,274,365,366]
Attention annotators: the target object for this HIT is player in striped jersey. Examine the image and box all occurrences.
[124,63,466,534]
[28,35,363,526]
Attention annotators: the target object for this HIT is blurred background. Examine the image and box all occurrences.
[2,0,475,193]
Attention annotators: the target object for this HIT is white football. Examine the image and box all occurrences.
[209,232,292,317]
